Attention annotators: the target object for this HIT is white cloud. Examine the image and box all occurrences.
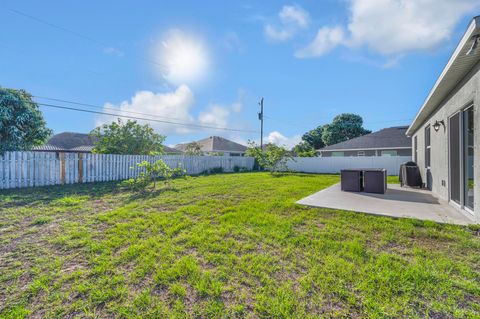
[264,5,310,42]
[297,0,480,58]
[198,97,244,128]
[347,0,479,55]
[154,29,210,85]
[295,26,345,58]
[198,105,230,128]
[279,5,310,28]
[96,86,247,136]
[264,24,294,42]
[96,85,195,134]
[266,131,301,149]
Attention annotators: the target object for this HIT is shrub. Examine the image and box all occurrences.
[245,142,293,174]
[233,166,249,173]
[122,159,187,192]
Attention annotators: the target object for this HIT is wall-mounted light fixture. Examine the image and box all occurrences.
[433,120,445,132]
[466,35,480,55]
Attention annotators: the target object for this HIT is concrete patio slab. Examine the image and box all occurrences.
[297,183,476,225]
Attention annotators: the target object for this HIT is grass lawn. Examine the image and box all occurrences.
[0,172,479,318]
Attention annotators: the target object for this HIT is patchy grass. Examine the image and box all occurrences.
[0,172,479,318]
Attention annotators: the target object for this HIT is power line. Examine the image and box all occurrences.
[37,102,258,133]
[34,95,191,122]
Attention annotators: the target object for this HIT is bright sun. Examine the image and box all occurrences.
[155,29,210,85]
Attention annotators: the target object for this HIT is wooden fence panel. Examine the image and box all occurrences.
[0,152,255,189]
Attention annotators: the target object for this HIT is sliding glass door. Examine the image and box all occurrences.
[449,113,461,205]
[464,106,474,211]
[449,106,474,212]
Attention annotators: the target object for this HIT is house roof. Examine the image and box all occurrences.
[318,126,411,151]
[32,144,65,152]
[175,136,247,153]
[47,132,97,149]
[407,16,480,136]
[163,145,183,154]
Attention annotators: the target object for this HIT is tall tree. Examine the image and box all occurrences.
[0,87,52,154]
[90,119,165,155]
[321,113,370,146]
[292,141,317,157]
[301,125,324,149]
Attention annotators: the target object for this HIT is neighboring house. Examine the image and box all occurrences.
[33,132,96,153]
[33,131,183,155]
[317,126,411,157]
[406,16,480,222]
[175,136,247,156]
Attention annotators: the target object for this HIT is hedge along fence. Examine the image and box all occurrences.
[0,152,255,189]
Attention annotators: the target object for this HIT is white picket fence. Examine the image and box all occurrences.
[286,156,411,175]
[0,152,255,189]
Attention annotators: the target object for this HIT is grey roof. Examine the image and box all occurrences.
[32,144,64,152]
[69,145,94,152]
[48,132,97,149]
[319,126,411,151]
[175,136,247,153]
[163,145,183,154]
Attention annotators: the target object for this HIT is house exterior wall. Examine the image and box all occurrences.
[320,148,411,157]
[410,61,480,222]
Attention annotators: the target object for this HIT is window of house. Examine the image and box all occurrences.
[357,151,365,156]
[381,150,397,157]
[425,125,431,168]
[414,135,418,162]
[331,152,344,157]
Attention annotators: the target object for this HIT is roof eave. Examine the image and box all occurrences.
[406,16,480,136]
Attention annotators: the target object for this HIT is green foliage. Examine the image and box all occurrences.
[233,165,249,173]
[184,142,203,156]
[90,119,166,155]
[301,125,324,149]
[292,141,317,157]
[321,113,371,146]
[122,159,187,191]
[0,87,52,154]
[246,142,293,173]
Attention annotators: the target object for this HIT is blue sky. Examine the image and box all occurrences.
[1,0,479,147]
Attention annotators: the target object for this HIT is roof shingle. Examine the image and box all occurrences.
[318,126,411,151]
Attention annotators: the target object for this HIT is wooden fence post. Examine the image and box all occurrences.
[60,152,66,185]
[78,153,84,183]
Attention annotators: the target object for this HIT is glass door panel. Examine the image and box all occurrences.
[449,113,461,205]
[464,107,474,211]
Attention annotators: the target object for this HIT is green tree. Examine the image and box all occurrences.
[90,119,165,155]
[246,142,293,173]
[292,141,317,157]
[301,125,324,149]
[184,142,203,156]
[0,87,52,154]
[321,113,370,146]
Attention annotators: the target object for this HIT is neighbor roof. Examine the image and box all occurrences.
[47,132,97,149]
[163,145,183,154]
[318,126,411,151]
[175,136,247,153]
[407,16,480,136]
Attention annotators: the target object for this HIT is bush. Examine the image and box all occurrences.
[245,142,293,174]
[233,166,248,173]
[122,159,187,192]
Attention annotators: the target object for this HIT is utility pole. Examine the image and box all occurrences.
[258,97,264,150]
